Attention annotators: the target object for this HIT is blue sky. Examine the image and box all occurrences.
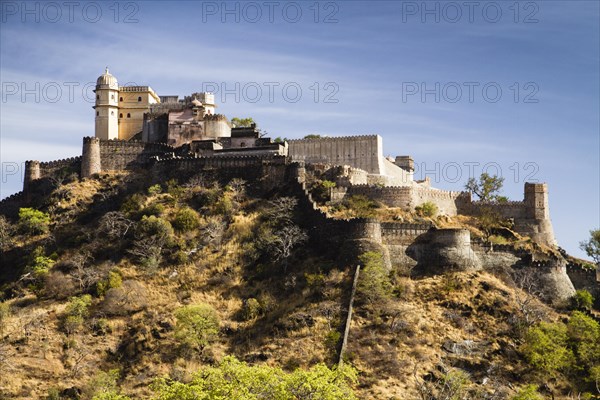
[0,1,598,258]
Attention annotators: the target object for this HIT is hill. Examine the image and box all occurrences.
[0,171,598,399]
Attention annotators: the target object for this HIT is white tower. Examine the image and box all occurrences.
[94,68,119,140]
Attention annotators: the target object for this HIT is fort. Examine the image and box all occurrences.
[2,69,598,303]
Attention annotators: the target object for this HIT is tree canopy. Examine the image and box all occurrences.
[231,117,255,127]
[580,229,600,264]
[465,173,505,202]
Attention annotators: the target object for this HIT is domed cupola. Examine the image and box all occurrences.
[96,67,118,90]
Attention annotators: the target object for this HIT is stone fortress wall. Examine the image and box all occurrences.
[2,136,593,304]
[288,135,413,186]
[288,164,576,303]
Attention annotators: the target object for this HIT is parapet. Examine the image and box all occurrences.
[287,134,380,142]
[204,114,229,122]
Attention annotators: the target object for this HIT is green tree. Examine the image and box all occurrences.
[465,173,505,202]
[567,311,600,379]
[415,202,438,217]
[25,246,55,278]
[521,321,574,374]
[356,252,392,306]
[63,294,93,334]
[511,384,543,400]
[571,289,594,311]
[231,117,255,127]
[151,355,358,399]
[172,207,200,233]
[304,134,322,139]
[87,369,131,400]
[18,207,50,235]
[580,229,600,264]
[174,304,220,352]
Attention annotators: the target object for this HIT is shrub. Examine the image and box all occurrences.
[356,252,392,306]
[140,203,165,217]
[86,369,131,400]
[18,207,50,235]
[567,311,600,378]
[521,321,574,374]
[147,184,162,195]
[174,303,220,352]
[101,280,148,316]
[120,193,145,217]
[136,215,174,239]
[151,356,358,399]
[344,195,378,218]
[96,270,123,297]
[62,294,92,334]
[172,207,200,233]
[511,384,543,400]
[415,201,438,217]
[571,289,594,311]
[214,195,234,216]
[44,271,77,300]
[241,298,261,321]
[312,180,336,203]
[25,246,56,278]
[324,329,341,353]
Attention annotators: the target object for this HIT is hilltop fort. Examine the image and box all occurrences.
[2,69,598,303]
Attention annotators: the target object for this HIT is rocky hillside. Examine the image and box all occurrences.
[0,171,598,399]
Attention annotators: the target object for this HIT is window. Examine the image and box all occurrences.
[137,96,142,102]
[120,97,123,101]
[111,94,114,100]
[240,142,246,148]
[96,111,99,116]
[111,111,114,116]
[96,95,100,100]
[119,113,123,118]
[127,113,131,118]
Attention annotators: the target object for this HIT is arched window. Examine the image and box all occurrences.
[96,111,99,116]
[96,95,100,100]
[137,96,142,102]
[111,111,114,116]
[127,113,131,118]
[120,97,123,101]
[119,113,123,118]
[240,142,246,148]
[111,94,114,100]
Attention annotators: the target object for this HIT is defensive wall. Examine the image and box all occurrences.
[332,184,465,216]
[151,154,288,193]
[80,137,177,177]
[330,180,555,247]
[23,157,82,192]
[288,135,386,175]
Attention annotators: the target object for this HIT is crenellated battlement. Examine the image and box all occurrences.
[287,135,379,142]
[38,157,82,169]
[204,114,229,122]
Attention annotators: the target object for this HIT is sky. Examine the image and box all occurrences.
[0,0,598,259]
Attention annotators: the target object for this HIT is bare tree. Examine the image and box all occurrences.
[227,178,246,202]
[128,235,166,269]
[202,216,227,248]
[510,268,547,333]
[262,224,308,273]
[265,197,298,225]
[97,211,134,240]
[413,364,471,400]
[69,251,99,292]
